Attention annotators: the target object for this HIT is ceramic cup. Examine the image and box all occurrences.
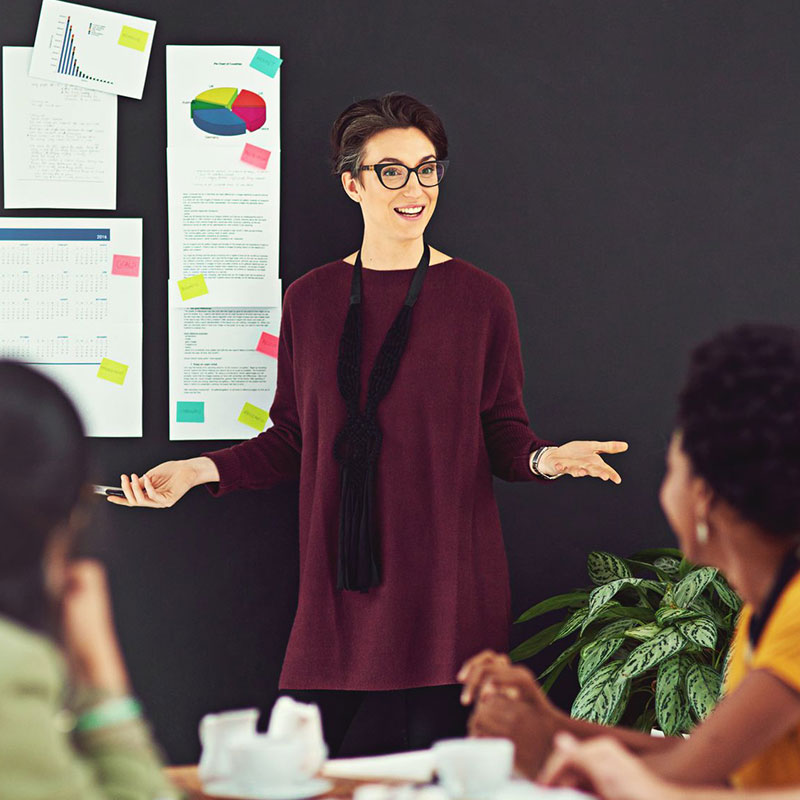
[198,708,259,784]
[228,735,314,790]
[433,738,515,799]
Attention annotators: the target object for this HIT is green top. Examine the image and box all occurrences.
[0,615,178,800]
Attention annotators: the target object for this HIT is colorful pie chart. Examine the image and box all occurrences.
[190,87,267,136]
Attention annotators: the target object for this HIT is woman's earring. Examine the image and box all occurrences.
[696,519,709,546]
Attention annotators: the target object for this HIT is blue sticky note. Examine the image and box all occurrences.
[176,401,205,423]
[250,48,283,78]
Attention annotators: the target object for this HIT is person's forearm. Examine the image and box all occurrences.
[185,456,220,485]
[558,711,681,755]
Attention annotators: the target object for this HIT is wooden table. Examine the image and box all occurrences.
[166,766,371,800]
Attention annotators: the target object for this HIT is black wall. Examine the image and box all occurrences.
[3,0,800,763]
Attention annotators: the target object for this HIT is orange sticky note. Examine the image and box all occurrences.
[112,254,140,277]
[256,331,279,359]
[241,143,271,170]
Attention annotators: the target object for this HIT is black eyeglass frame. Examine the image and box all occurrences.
[360,159,449,190]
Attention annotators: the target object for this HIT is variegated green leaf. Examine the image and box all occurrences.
[712,578,742,612]
[619,628,686,679]
[655,607,699,626]
[587,579,642,621]
[587,551,633,585]
[538,638,586,681]
[571,661,630,725]
[594,619,638,641]
[690,595,723,626]
[655,654,687,736]
[653,556,682,578]
[674,567,718,608]
[578,637,624,686]
[686,662,722,720]
[515,590,589,623]
[625,623,663,641]
[678,617,717,649]
[556,606,590,639]
[602,604,654,623]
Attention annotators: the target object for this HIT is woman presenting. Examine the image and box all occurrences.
[113,93,627,752]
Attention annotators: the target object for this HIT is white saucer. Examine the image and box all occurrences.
[204,777,332,800]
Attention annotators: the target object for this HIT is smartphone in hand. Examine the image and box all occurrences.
[92,484,125,498]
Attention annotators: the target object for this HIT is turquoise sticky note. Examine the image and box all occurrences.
[250,48,283,78]
[176,401,205,423]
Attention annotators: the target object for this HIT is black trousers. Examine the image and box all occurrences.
[271,685,469,757]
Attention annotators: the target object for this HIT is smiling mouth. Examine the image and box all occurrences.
[394,205,424,220]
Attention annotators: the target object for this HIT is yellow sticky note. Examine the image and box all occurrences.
[178,274,209,301]
[118,25,149,52]
[97,358,129,386]
[238,402,269,432]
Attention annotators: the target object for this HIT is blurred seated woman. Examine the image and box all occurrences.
[0,362,175,799]
[459,323,800,789]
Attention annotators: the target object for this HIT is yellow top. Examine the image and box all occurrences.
[724,571,800,788]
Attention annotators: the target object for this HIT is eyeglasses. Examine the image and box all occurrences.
[360,159,449,190]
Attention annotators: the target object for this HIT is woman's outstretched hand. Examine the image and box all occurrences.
[539,733,677,800]
[107,456,219,509]
[539,440,628,483]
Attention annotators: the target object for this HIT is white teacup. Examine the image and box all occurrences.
[229,735,315,790]
[198,708,259,784]
[433,738,515,799]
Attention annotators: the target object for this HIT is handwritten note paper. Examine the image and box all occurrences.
[241,143,271,170]
[176,401,205,423]
[256,331,279,359]
[97,357,129,385]
[238,401,269,432]
[249,48,283,78]
[118,25,150,52]
[178,274,209,301]
[112,254,140,277]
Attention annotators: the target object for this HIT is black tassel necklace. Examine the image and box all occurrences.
[333,245,431,591]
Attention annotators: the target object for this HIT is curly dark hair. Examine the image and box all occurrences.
[330,92,448,179]
[677,323,800,537]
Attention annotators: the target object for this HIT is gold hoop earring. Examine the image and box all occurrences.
[696,519,709,546]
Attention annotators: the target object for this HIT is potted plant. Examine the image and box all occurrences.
[511,548,741,735]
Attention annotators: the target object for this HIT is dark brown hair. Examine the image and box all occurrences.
[330,92,448,180]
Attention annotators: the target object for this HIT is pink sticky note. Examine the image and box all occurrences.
[112,254,140,277]
[241,143,271,170]
[257,331,279,359]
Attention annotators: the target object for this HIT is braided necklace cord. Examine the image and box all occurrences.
[333,246,431,591]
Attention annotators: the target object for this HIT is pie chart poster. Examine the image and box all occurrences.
[166,45,279,151]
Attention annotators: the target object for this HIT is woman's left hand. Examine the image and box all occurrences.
[539,440,628,483]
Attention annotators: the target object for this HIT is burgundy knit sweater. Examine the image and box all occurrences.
[205,258,550,690]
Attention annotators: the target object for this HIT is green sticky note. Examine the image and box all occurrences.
[118,25,149,52]
[238,401,269,432]
[178,274,209,301]
[97,358,129,386]
[250,48,283,78]
[176,401,205,423]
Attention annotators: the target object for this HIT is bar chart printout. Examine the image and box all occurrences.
[0,218,143,436]
[29,0,156,99]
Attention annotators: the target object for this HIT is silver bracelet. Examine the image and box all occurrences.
[530,446,563,479]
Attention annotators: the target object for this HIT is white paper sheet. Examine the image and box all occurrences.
[168,278,281,440]
[0,218,142,436]
[322,750,437,783]
[167,146,280,282]
[29,0,156,100]
[166,45,280,151]
[3,47,116,210]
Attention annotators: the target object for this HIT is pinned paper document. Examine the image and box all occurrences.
[238,402,269,432]
[97,357,129,385]
[29,0,157,100]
